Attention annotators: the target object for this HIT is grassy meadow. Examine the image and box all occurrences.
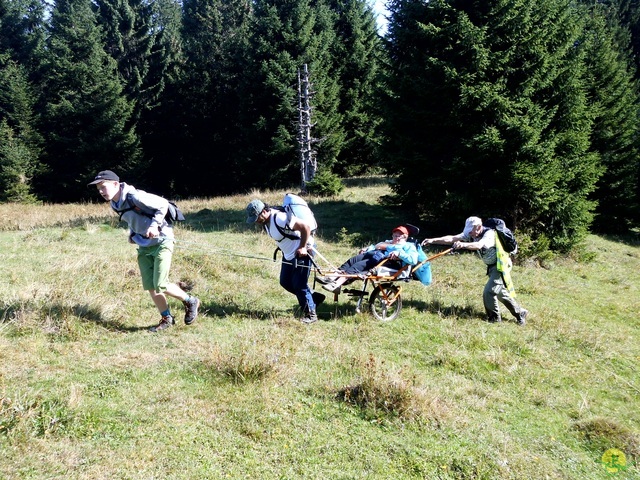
[0,178,638,479]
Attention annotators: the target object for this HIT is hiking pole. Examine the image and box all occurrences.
[425,248,454,262]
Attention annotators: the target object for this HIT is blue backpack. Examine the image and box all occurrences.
[403,224,432,285]
[272,193,317,240]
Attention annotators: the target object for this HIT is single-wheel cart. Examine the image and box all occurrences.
[312,227,452,321]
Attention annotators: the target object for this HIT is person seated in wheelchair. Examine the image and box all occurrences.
[318,225,419,293]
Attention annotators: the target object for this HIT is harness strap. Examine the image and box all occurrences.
[112,193,146,222]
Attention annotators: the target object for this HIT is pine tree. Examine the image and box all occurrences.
[583,5,640,232]
[0,58,41,201]
[329,0,384,175]
[0,1,45,201]
[617,0,640,73]
[383,0,601,251]
[167,0,252,196]
[0,0,46,71]
[94,0,161,121]
[38,0,140,201]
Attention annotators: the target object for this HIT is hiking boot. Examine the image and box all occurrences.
[301,311,318,324]
[149,314,175,332]
[487,314,501,323]
[312,292,326,307]
[183,296,200,325]
[517,309,528,326]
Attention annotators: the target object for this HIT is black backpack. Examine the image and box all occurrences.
[115,192,185,225]
[484,218,517,253]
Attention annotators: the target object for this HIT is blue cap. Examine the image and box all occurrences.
[246,199,265,223]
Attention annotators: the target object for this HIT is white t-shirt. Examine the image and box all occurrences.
[265,209,314,261]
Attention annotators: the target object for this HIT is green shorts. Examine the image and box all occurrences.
[137,239,174,292]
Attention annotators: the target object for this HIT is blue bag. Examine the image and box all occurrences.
[412,243,432,285]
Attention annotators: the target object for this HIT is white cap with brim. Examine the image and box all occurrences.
[462,216,482,236]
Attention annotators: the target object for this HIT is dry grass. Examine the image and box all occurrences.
[0,181,639,479]
[336,353,450,425]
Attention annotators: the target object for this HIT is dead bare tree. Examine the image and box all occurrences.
[298,64,317,193]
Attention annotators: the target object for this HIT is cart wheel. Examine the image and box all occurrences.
[369,284,402,321]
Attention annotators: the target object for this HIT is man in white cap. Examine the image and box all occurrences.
[422,216,528,325]
[245,199,324,324]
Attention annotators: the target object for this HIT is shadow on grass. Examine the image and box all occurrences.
[72,303,150,332]
[315,292,488,323]
[342,176,393,188]
[199,295,361,323]
[403,298,488,323]
[0,301,150,333]
[200,299,292,321]
[599,231,640,248]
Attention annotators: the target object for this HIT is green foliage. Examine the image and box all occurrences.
[328,0,384,175]
[0,120,39,202]
[582,5,640,232]
[0,57,41,202]
[37,0,141,201]
[242,0,344,188]
[305,168,344,196]
[334,226,367,248]
[162,0,252,196]
[0,0,46,70]
[382,0,604,251]
[94,0,164,121]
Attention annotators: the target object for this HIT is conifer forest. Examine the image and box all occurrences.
[1,0,640,249]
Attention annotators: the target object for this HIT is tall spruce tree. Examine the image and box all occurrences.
[383,0,601,251]
[583,5,640,232]
[0,59,41,201]
[168,0,252,196]
[617,0,640,73]
[136,0,184,193]
[0,0,46,71]
[329,0,384,175]
[94,0,162,122]
[0,0,45,201]
[242,0,343,189]
[38,0,140,201]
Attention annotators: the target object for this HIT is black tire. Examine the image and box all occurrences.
[368,284,402,321]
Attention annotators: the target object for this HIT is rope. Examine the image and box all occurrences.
[173,238,274,262]
[173,237,328,271]
[171,237,451,273]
